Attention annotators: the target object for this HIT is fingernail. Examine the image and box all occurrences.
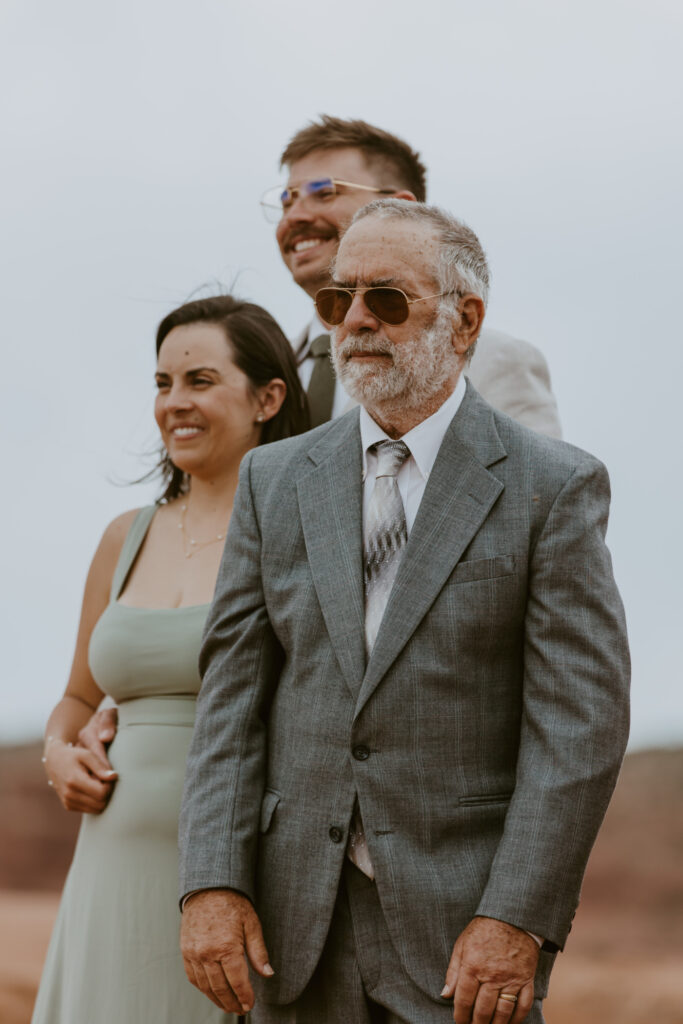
[440,985,450,997]
[263,963,275,977]
[104,770,117,777]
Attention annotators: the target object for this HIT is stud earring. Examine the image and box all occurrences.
[256,413,264,422]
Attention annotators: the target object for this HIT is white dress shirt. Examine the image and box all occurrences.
[359,374,466,537]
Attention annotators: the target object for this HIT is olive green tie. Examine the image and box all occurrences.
[306,334,335,427]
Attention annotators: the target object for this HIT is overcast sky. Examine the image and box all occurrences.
[2,0,681,748]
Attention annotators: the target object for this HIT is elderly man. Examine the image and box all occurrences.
[264,115,562,437]
[178,200,629,1024]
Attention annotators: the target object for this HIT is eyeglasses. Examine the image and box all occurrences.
[314,286,455,327]
[260,178,395,223]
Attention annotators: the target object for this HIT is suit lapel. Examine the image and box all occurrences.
[355,386,507,715]
[297,412,367,699]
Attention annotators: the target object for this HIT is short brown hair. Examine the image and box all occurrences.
[279,115,427,202]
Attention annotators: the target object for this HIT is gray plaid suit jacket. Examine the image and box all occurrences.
[179,383,629,1006]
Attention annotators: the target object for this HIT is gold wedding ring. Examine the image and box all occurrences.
[499,993,518,1003]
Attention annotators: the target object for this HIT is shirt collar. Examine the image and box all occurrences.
[297,311,330,362]
[360,373,467,480]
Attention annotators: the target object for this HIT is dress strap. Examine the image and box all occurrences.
[109,505,158,601]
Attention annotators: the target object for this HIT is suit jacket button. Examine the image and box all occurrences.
[353,745,370,761]
[329,826,344,843]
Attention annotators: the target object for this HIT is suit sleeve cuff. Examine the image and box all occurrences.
[180,889,204,911]
[180,886,253,912]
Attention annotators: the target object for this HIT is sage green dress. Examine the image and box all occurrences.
[32,506,235,1023]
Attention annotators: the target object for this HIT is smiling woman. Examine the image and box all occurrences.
[155,322,280,499]
[151,295,310,502]
[30,295,309,1024]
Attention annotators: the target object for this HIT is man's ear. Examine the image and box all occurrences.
[452,295,486,359]
[392,190,417,202]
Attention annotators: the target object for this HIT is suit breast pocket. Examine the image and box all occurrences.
[450,554,516,585]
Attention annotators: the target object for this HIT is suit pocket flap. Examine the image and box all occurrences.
[259,789,281,833]
[459,791,513,807]
[452,554,515,584]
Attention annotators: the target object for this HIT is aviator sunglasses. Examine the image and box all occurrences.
[315,286,456,327]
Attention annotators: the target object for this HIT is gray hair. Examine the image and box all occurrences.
[349,198,490,308]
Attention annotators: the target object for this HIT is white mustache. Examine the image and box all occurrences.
[334,332,393,361]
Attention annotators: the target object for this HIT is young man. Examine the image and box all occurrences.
[264,115,562,437]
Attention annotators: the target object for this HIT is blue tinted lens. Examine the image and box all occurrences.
[303,178,335,198]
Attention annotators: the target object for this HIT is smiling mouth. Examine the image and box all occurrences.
[289,234,335,255]
[171,426,205,437]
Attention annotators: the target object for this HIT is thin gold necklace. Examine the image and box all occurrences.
[178,501,228,559]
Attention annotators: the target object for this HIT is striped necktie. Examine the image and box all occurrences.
[348,439,411,878]
[363,440,412,653]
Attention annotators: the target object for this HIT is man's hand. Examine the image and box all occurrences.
[180,889,273,1013]
[441,916,539,1024]
[78,706,118,774]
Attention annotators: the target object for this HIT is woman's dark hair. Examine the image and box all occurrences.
[151,294,310,502]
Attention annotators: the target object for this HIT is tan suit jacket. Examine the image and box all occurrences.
[466,328,561,438]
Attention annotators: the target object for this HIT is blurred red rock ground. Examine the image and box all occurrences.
[1,744,682,1024]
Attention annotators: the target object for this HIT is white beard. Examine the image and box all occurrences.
[331,309,461,410]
